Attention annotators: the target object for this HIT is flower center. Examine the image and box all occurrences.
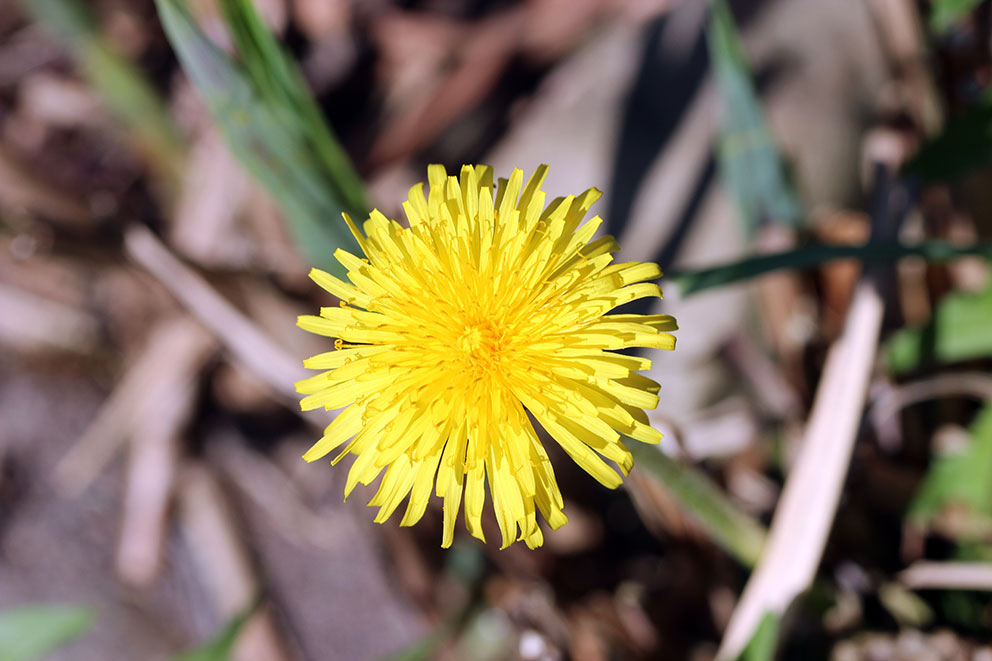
[456,319,505,376]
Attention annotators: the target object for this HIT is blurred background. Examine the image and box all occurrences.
[2,0,992,659]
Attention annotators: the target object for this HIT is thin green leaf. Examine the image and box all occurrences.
[930,0,984,33]
[908,404,992,531]
[171,601,259,661]
[735,612,779,661]
[670,240,992,297]
[903,103,992,183]
[0,604,94,661]
[628,440,767,567]
[877,582,934,627]
[707,0,802,234]
[217,0,369,216]
[154,0,365,273]
[885,282,992,374]
[21,0,185,184]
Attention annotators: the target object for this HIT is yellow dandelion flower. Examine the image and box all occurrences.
[296,164,676,549]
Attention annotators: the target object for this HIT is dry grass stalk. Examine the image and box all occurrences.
[0,281,100,354]
[124,224,307,402]
[871,373,992,428]
[177,462,294,661]
[718,278,885,659]
[171,128,252,267]
[868,0,942,135]
[115,323,209,586]
[900,562,992,592]
[53,316,216,496]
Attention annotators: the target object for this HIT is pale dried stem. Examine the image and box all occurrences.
[177,462,294,661]
[53,316,216,496]
[716,109,916,654]
[717,278,885,659]
[115,324,208,586]
[124,225,309,402]
[871,372,992,426]
[171,128,252,267]
[868,0,943,135]
[900,562,992,592]
[0,281,100,354]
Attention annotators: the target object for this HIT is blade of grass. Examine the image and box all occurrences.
[170,599,259,661]
[885,282,992,373]
[21,0,185,185]
[0,604,94,661]
[907,404,992,533]
[669,239,992,297]
[627,440,766,567]
[930,0,984,33]
[154,0,365,273]
[735,612,779,661]
[217,0,368,216]
[707,0,802,234]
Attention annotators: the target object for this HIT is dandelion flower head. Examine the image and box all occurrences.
[296,164,676,549]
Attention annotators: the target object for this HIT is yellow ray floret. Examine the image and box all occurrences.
[296,164,676,549]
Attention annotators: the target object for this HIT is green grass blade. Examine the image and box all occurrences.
[736,612,780,661]
[628,440,767,567]
[670,240,992,297]
[930,0,984,33]
[0,604,94,661]
[170,600,259,661]
[217,0,369,216]
[885,282,992,374]
[908,404,992,531]
[154,0,364,272]
[707,0,802,234]
[21,0,185,184]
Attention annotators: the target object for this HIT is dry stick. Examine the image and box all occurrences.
[116,319,213,587]
[178,463,292,661]
[871,373,992,426]
[125,230,305,659]
[868,0,943,136]
[899,562,992,591]
[717,164,909,659]
[171,127,252,266]
[53,316,216,496]
[0,281,100,354]
[124,224,308,401]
